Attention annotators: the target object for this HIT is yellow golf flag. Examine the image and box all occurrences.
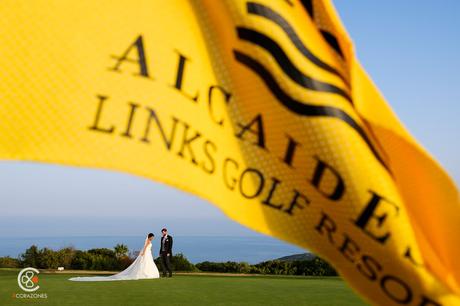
[0,0,458,304]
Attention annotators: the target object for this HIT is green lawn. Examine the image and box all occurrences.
[0,269,367,306]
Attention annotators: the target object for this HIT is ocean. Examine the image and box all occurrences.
[0,236,306,264]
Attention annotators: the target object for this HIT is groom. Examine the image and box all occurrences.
[159,228,173,277]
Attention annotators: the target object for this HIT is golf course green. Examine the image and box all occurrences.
[0,269,368,305]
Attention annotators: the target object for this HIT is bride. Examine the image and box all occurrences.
[69,233,160,281]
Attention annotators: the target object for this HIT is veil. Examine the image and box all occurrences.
[141,236,149,254]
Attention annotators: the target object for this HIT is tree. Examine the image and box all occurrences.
[56,247,76,269]
[38,248,60,269]
[114,244,129,258]
[21,245,40,268]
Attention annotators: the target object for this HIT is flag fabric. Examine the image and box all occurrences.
[0,0,459,304]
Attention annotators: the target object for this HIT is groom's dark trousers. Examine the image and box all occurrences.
[160,234,173,277]
[160,252,172,277]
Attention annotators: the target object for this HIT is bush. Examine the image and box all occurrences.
[154,253,196,272]
[118,256,134,270]
[0,256,21,268]
[71,250,93,270]
[195,257,337,276]
[196,261,251,273]
[171,253,196,271]
[19,245,135,271]
[87,248,116,257]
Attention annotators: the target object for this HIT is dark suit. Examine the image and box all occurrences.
[160,235,173,277]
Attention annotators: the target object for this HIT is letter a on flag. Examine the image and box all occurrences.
[0,1,458,304]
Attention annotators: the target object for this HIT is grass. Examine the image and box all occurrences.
[0,269,368,306]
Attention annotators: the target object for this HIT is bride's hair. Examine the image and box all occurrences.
[148,233,154,238]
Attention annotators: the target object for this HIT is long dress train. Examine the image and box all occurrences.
[69,238,159,281]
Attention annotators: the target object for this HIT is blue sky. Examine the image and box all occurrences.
[0,1,458,237]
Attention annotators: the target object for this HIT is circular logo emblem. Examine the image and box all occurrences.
[17,267,40,292]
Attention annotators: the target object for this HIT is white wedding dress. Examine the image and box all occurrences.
[69,238,160,281]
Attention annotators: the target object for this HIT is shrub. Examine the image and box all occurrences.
[196,257,337,276]
[0,256,20,268]
[196,261,251,273]
[87,248,116,257]
[171,253,196,271]
[155,253,196,272]
[19,244,135,271]
[71,250,93,270]
[118,256,134,270]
